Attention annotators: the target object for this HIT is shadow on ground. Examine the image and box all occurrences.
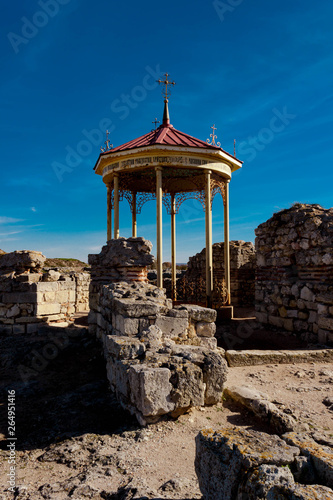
[216,306,308,351]
[0,325,138,451]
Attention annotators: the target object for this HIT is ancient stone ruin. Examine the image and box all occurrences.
[88,237,227,425]
[255,204,333,343]
[195,427,333,499]
[0,250,90,334]
[184,240,256,306]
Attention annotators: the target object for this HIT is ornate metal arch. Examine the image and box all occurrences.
[211,174,226,208]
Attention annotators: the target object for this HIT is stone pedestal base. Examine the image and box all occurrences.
[217,306,233,320]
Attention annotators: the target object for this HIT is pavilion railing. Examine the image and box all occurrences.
[175,275,229,308]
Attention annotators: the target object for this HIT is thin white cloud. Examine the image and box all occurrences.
[0,216,24,224]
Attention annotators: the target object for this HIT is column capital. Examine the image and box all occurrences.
[206,169,212,175]
[155,166,163,172]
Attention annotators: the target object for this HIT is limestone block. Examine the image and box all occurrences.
[76,303,89,313]
[268,315,284,328]
[196,321,216,338]
[155,314,188,339]
[0,325,13,334]
[202,352,228,405]
[36,282,59,293]
[283,432,333,488]
[27,323,43,334]
[104,335,145,360]
[129,365,175,416]
[169,360,205,410]
[225,385,298,434]
[200,337,217,350]
[3,292,37,304]
[106,358,132,398]
[256,311,268,323]
[139,325,163,348]
[195,428,299,500]
[13,324,25,334]
[300,286,315,302]
[181,304,216,323]
[168,307,189,319]
[115,315,139,336]
[318,317,333,332]
[42,270,61,282]
[36,303,61,316]
[114,298,168,318]
[239,464,295,499]
[6,304,20,318]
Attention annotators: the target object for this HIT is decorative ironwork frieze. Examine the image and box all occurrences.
[211,174,226,207]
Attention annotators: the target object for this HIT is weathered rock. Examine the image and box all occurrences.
[224,385,299,434]
[42,270,61,282]
[202,351,228,405]
[283,432,333,488]
[195,428,299,500]
[0,250,46,274]
[181,304,217,323]
[169,359,205,411]
[88,237,154,268]
[268,483,333,499]
[104,335,146,360]
[238,464,295,499]
[129,365,175,421]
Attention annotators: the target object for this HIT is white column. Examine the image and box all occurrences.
[132,192,137,237]
[114,173,119,239]
[171,194,176,300]
[224,180,231,304]
[156,167,163,288]
[205,170,213,307]
[107,183,112,241]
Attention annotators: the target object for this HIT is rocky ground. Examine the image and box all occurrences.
[1,313,333,499]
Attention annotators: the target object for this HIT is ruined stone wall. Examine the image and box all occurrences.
[0,251,90,334]
[185,240,256,306]
[88,238,227,425]
[255,204,333,343]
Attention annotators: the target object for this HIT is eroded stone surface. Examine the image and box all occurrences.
[225,385,299,434]
[195,428,299,500]
[283,432,333,488]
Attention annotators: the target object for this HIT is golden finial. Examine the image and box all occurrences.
[157,73,176,102]
[100,130,113,152]
[207,124,221,147]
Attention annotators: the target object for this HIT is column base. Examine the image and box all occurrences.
[217,306,233,320]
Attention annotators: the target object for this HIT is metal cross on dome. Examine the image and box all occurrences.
[152,118,160,130]
[207,124,221,147]
[157,73,176,102]
[100,130,113,152]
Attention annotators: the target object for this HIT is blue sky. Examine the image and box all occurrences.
[1,0,332,263]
